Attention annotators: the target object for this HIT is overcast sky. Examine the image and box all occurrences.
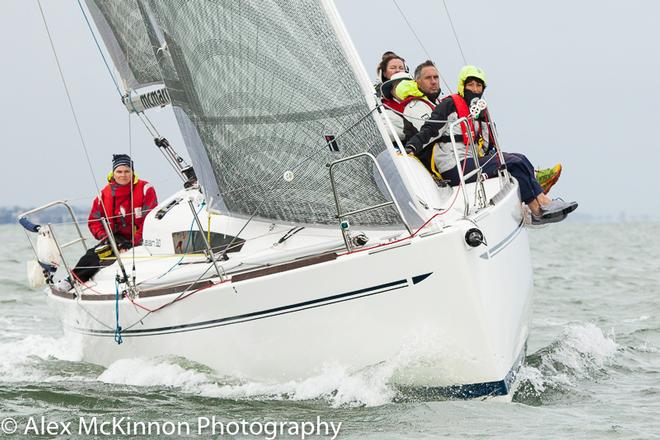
[1,1,658,219]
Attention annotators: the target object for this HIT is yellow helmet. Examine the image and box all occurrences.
[457,65,487,96]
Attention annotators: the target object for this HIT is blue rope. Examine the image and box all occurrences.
[77,0,123,97]
[114,278,123,345]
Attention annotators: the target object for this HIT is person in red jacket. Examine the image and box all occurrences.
[55,154,158,291]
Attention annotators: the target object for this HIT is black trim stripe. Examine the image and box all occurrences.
[412,273,432,285]
[480,219,524,260]
[73,273,433,338]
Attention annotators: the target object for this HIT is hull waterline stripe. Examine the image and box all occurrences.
[397,340,527,399]
[73,273,433,337]
[480,219,524,260]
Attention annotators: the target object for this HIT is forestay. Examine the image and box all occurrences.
[85,0,420,228]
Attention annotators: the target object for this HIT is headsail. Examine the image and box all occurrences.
[83,0,163,90]
[83,0,421,227]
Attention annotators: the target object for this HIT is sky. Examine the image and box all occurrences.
[1,0,658,219]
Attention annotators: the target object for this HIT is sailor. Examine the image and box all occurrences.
[412,60,442,103]
[380,71,424,142]
[388,61,442,167]
[378,58,560,193]
[55,154,158,291]
[374,52,407,97]
[404,65,577,224]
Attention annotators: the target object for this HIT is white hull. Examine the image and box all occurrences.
[47,177,532,398]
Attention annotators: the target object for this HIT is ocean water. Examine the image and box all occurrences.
[1,222,659,439]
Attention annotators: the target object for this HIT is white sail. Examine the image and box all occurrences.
[83,0,422,227]
[83,0,164,90]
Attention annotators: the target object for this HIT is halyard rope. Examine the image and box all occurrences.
[442,0,469,65]
[391,0,452,93]
[37,0,105,208]
[76,0,122,96]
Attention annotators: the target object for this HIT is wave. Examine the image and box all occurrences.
[0,321,621,407]
[0,277,35,294]
[514,323,618,404]
[0,322,499,407]
[0,334,87,383]
[95,328,479,407]
[97,355,404,408]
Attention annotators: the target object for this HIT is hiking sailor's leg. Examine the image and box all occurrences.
[71,247,103,283]
[501,153,544,205]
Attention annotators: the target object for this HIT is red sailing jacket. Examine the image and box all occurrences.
[382,96,435,114]
[88,178,158,246]
[449,94,477,147]
[449,94,497,153]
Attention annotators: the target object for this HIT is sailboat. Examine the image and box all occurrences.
[20,0,533,399]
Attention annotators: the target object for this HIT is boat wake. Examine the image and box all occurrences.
[94,326,484,407]
[514,323,618,404]
[1,323,618,407]
[99,357,397,407]
[0,329,473,407]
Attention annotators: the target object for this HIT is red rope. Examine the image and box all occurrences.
[339,142,471,256]
[70,271,108,295]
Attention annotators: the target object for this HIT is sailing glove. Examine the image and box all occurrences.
[115,236,132,251]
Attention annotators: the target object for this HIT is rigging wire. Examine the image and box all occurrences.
[37,0,106,213]
[391,0,452,93]
[128,110,137,286]
[75,293,115,330]
[114,278,123,344]
[442,0,468,65]
[137,111,162,138]
[76,0,122,97]
[124,24,138,289]
[209,105,385,261]
[40,1,144,294]
[77,0,172,166]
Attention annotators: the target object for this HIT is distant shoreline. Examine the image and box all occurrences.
[0,205,88,225]
[1,206,657,225]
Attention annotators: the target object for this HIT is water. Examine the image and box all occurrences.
[1,222,659,439]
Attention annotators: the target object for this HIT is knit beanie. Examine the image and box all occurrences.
[112,154,133,170]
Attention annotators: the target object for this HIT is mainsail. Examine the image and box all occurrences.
[84,0,420,227]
